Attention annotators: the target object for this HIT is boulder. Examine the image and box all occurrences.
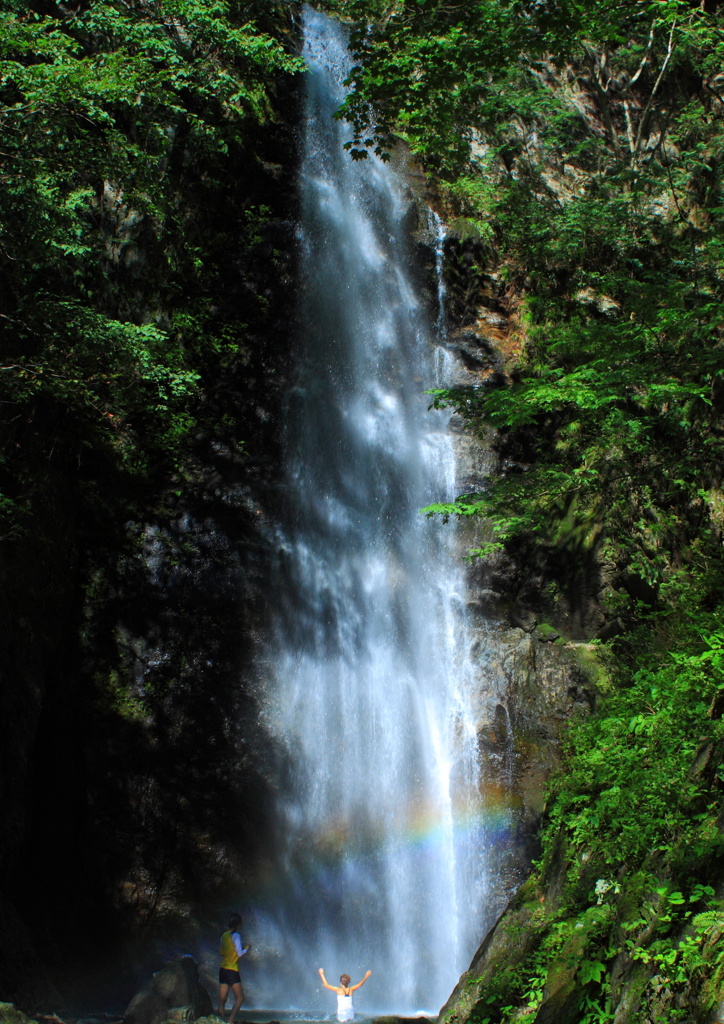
[123,957,213,1024]
[0,1005,36,1024]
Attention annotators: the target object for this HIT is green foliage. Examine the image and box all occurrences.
[0,0,303,530]
[547,626,724,866]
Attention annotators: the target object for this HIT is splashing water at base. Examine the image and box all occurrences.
[246,7,500,1016]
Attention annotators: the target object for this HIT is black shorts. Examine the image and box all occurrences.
[219,968,241,985]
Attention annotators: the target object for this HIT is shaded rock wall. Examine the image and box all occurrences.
[0,6,303,1010]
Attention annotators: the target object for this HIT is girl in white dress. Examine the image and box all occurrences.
[318,968,372,1021]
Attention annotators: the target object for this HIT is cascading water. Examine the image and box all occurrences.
[248,7,496,1014]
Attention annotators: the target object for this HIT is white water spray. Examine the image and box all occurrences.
[250,8,493,1014]
[432,211,448,342]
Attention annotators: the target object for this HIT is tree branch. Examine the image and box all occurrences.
[584,46,621,155]
[623,99,636,155]
[633,21,676,164]
[627,19,657,89]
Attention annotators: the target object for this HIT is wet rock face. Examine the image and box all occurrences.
[443,235,509,334]
[0,434,89,1005]
[464,612,599,898]
[498,629,596,741]
[490,627,595,815]
[438,893,538,1024]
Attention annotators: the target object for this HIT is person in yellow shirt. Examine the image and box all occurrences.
[218,912,251,1023]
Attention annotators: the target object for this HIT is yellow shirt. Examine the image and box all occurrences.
[220,929,243,971]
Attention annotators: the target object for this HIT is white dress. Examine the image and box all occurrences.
[337,992,354,1021]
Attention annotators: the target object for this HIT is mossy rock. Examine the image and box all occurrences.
[532,622,560,642]
[0,1005,37,1024]
[571,643,612,693]
[172,1017,219,1024]
[370,1018,434,1024]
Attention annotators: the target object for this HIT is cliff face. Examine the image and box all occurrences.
[420,245,722,1024]
[439,229,606,928]
[0,0,303,1007]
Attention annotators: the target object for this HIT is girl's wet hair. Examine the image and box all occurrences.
[340,974,351,986]
[229,912,242,930]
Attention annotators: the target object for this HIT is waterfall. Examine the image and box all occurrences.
[432,212,447,341]
[248,7,492,1014]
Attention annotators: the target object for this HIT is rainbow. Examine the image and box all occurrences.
[244,784,520,904]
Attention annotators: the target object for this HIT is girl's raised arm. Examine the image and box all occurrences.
[350,971,372,992]
[318,968,340,993]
